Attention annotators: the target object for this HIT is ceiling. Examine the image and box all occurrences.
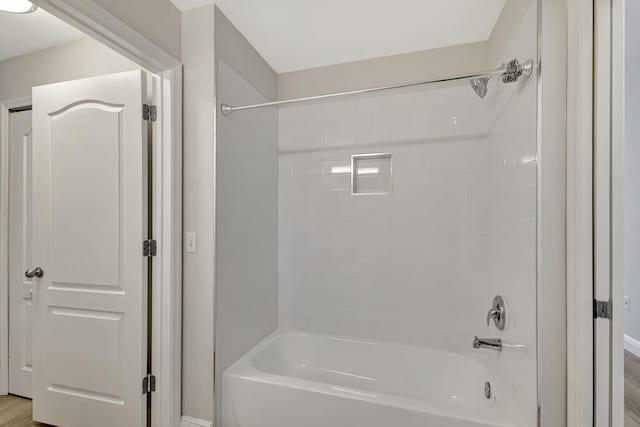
[0,8,86,61]
[215,0,506,73]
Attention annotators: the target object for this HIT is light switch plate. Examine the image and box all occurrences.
[625,296,631,311]
[186,232,197,253]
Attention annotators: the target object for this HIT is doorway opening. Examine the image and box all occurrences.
[0,3,182,427]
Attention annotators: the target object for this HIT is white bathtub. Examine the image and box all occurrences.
[222,331,524,427]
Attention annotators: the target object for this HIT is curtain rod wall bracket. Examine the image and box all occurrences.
[221,104,234,116]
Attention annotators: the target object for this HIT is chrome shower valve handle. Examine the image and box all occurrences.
[486,295,506,331]
[486,308,501,326]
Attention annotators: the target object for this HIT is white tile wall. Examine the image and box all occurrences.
[279,83,488,153]
[279,84,493,351]
[484,2,538,425]
[277,8,538,423]
[216,59,279,394]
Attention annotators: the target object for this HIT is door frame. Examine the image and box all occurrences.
[0,96,33,398]
[566,0,595,425]
[606,0,625,424]
[566,0,628,425]
[592,0,613,424]
[589,0,625,424]
[0,2,183,427]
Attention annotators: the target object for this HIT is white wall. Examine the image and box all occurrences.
[278,42,489,100]
[214,9,277,101]
[0,38,137,101]
[214,7,279,424]
[181,5,215,422]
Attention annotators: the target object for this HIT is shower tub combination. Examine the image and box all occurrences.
[222,331,524,427]
[219,54,536,427]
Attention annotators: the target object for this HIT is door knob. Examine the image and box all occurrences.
[25,267,43,278]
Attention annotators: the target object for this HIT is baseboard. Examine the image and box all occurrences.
[180,416,213,427]
[624,334,640,358]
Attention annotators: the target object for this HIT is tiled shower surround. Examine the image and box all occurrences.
[215,1,539,424]
[278,84,493,347]
[278,63,537,426]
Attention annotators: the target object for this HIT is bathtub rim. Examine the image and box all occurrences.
[223,329,527,426]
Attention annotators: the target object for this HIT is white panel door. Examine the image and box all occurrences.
[8,109,33,399]
[31,70,148,427]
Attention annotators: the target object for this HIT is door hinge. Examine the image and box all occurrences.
[143,239,157,257]
[594,300,612,319]
[142,374,156,394]
[143,104,157,122]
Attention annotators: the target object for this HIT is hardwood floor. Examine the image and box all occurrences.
[0,395,49,427]
[626,351,640,426]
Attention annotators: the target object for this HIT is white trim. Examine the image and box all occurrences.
[0,104,6,397]
[565,0,594,426]
[610,0,625,424]
[592,0,621,425]
[0,96,33,396]
[151,67,183,427]
[593,0,613,424]
[0,2,182,426]
[180,416,213,427]
[0,97,32,110]
[625,335,640,358]
[538,0,570,424]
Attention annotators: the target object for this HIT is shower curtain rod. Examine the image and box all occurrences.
[220,57,534,116]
